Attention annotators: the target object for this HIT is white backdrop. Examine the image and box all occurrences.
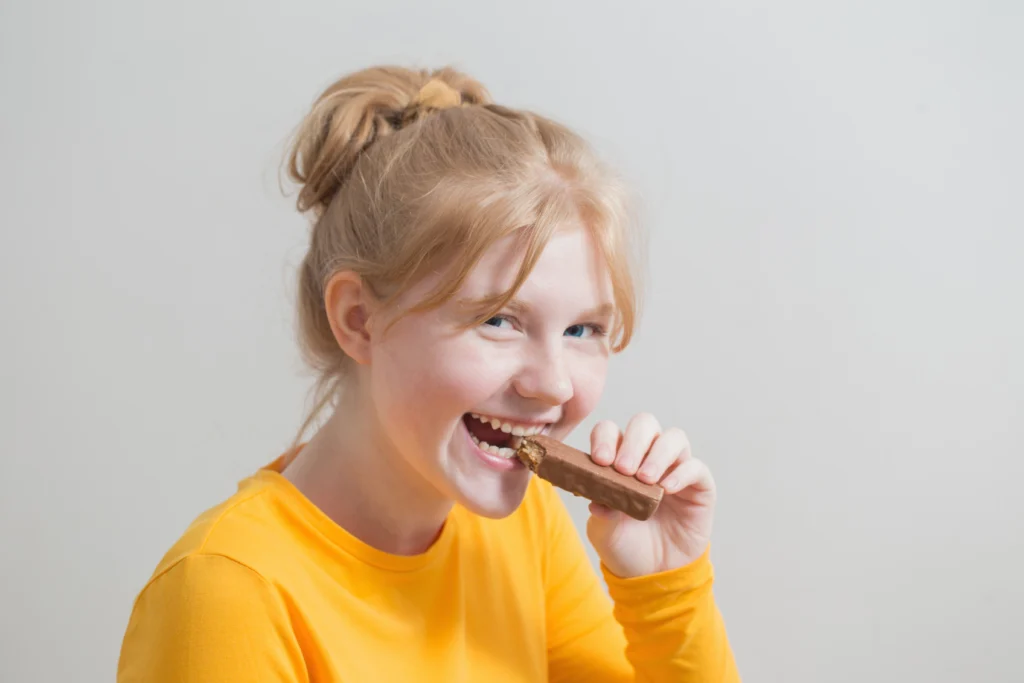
[2,1,1022,681]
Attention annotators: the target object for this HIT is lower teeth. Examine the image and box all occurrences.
[470,434,516,459]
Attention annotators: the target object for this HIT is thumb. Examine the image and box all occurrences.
[585,502,626,549]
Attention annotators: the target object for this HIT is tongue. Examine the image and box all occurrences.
[465,415,513,447]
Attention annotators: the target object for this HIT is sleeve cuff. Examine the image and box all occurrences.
[601,546,714,615]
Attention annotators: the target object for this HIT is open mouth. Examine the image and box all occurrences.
[462,413,545,459]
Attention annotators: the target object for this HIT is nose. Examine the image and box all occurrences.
[513,343,574,406]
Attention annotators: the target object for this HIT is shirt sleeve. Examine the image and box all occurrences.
[117,553,307,682]
[540,483,740,682]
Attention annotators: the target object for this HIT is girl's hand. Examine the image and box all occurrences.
[586,413,716,579]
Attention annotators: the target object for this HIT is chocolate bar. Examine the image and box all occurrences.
[516,434,663,521]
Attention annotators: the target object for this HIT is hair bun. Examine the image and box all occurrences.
[413,79,463,109]
[286,66,490,215]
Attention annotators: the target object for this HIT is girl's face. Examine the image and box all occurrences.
[367,224,615,518]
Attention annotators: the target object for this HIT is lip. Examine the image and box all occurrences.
[460,419,525,473]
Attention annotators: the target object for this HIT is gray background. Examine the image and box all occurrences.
[2,0,1021,681]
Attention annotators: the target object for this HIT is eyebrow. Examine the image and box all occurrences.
[582,302,616,320]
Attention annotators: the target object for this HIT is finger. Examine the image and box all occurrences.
[589,420,621,466]
[588,501,621,520]
[636,427,690,484]
[661,457,716,499]
[614,412,661,476]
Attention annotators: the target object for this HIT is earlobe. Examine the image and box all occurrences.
[324,271,374,365]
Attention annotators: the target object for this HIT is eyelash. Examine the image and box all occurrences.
[483,315,607,338]
[572,323,607,338]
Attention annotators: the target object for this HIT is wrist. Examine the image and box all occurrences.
[602,543,712,582]
[600,541,711,580]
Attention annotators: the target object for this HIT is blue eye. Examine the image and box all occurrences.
[484,315,515,330]
[564,324,604,339]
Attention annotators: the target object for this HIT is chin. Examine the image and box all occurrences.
[435,414,534,518]
[453,478,531,519]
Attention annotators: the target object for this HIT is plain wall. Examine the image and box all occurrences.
[2,1,1021,681]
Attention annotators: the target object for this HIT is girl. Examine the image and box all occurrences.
[118,65,739,682]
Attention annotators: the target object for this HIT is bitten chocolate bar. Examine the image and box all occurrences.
[516,434,663,521]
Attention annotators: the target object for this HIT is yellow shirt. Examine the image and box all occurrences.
[118,455,739,682]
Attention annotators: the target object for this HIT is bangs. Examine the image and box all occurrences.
[389,170,638,352]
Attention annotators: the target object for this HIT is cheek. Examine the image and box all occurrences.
[373,329,515,424]
[419,349,509,411]
[565,354,609,425]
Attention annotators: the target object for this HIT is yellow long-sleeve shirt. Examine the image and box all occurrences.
[118,454,739,682]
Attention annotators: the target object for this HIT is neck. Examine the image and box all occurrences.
[282,388,452,556]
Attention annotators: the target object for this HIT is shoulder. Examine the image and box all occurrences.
[119,545,303,681]
[143,477,292,595]
[122,483,297,645]
[136,552,279,616]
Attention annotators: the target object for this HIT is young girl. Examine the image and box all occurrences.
[117,65,740,682]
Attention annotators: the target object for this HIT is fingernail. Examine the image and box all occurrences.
[593,446,609,464]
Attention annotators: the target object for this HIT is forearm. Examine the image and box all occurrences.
[603,549,740,682]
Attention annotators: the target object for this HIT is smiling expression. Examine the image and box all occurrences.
[364,222,615,518]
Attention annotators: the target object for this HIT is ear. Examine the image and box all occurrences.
[324,271,377,365]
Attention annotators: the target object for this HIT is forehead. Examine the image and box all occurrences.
[462,224,613,306]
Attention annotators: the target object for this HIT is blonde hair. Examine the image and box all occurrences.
[285,65,641,444]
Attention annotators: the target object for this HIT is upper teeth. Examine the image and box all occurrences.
[469,413,544,437]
